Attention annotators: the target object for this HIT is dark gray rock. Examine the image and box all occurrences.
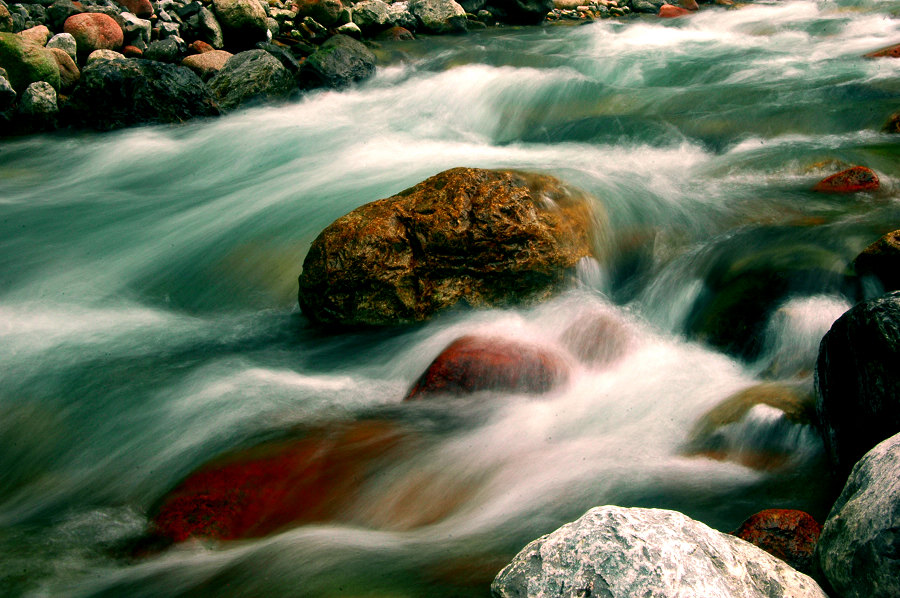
[208,49,294,110]
[298,34,375,90]
[212,0,268,49]
[64,57,219,130]
[817,432,900,598]
[46,1,83,32]
[493,506,828,598]
[487,0,552,24]
[255,41,301,74]
[19,80,57,116]
[631,0,666,13]
[815,291,900,477]
[143,36,187,63]
[0,74,16,110]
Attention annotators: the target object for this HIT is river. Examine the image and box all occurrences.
[1,1,899,595]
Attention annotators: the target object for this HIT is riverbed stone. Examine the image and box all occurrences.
[294,0,343,26]
[49,46,79,91]
[298,33,376,89]
[64,57,219,130]
[114,0,154,18]
[47,32,76,62]
[884,111,900,133]
[409,0,467,33]
[352,0,392,33]
[406,335,569,400]
[150,420,410,541]
[864,42,900,59]
[18,80,56,115]
[212,0,268,49]
[489,0,553,24]
[0,74,14,110]
[852,229,900,293]
[46,0,82,32]
[812,166,879,193]
[732,509,822,575]
[19,25,51,46]
[120,12,151,47]
[388,2,417,29]
[492,506,828,598]
[0,2,11,34]
[181,48,232,79]
[298,167,598,326]
[815,291,900,477]
[86,48,126,63]
[817,432,900,598]
[144,37,188,63]
[377,24,414,40]
[64,13,124,56]
[207,48,294,110]
[0,32,60,91]
[659,3,693,17]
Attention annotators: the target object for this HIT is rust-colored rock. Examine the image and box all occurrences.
[406,335,568,400]
[298,167,599,326]
[189,40,216,54]
[853,229,900,292]
[812,166,879,193]
[19,25,51,46]
[378,26,415,41]
[182,49,233,80]
[64,13,124,55]
[864,42,900,59]
[151,421,409,542]
[114,0,154,18]
[732,509,822,574]
[659,4,693,17]
[884,112,900,134]
[121,45,142,57]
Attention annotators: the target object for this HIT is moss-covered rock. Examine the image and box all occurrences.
[0,32,60,92]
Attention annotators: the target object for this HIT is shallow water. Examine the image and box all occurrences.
[1,1,899,595]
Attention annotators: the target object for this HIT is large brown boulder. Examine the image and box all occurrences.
[732,509,822,575]
[64,13,124,56]
[853,229,900,292]
[298,167,599,326]
[406,335,569,400]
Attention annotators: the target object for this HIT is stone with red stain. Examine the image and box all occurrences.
[64,13,124,55]
[151,421,409,542]
[813,166,879,193]
[189,40,216,54]
[406,335,568,400]
[115,0,154,18]
[864,42,900,59]
[659,4,693,17]
[378,26,415,41]
[732,509,822,574]
[121,45,142,57]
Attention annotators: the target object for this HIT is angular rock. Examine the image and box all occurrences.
[733,509,822,575]
[817,432,900,598]
[120,12,151,47]
[0,32,60,91]
[864,42,900,59]
[49,46,79,91]
[46,0,82,32]
[812,166,879,193]
[492,506,828,598]
[150,421,409,541]
[352,0,392,33]
[406,335,569,400]
[255,41,300,74]
[294,0,343,27]
[298,167,597,326]
[181,48,232,80]
[114,0,154,19]
[853,230,900,293]
[64,57,219,130]
[659,3,693,17]
[188,7,225,49]
[815,291,900,477]
[143,36,187,63]
[408,0,467,34]
[18,80,57,117]
[47,32,77,62]
[488,0,553,24]
[64,13,124,56]
[335,21,362,38]
[212,0,268,49]
[86,49,126,63]
[0,74,14,110]
[208,49,294,110]
[298,33,376,90]
[19,24,51,46]
[387,2,417,29]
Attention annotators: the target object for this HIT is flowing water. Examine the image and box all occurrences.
[1,1,900,595]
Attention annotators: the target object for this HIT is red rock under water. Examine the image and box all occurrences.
[732,509,822,574]
[812,166,879,193]
[405,335,568,400]
[864,42,900,58]
[151,421,409,542]
[658,4,693,17]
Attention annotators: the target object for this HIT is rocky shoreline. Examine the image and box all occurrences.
[1,0,727,135]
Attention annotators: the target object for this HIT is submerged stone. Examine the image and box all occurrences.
[406,335,568,400]
[864,42,900,59]
[298,167,599,326]
[852,229,900,293]
[812,166,879,193]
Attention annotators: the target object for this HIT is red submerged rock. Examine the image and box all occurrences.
[864,42,900,59]
[659,4,693,17]
[813,166,879,193]
[378,26,415,41]
[115,0,154,18]
[732,509,822,574]
[406,335,568,400]
[64,13,124,55]
[151,421,409,542]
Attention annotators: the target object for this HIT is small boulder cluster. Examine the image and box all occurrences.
[0,0,560,134]
[546,0,728,22]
